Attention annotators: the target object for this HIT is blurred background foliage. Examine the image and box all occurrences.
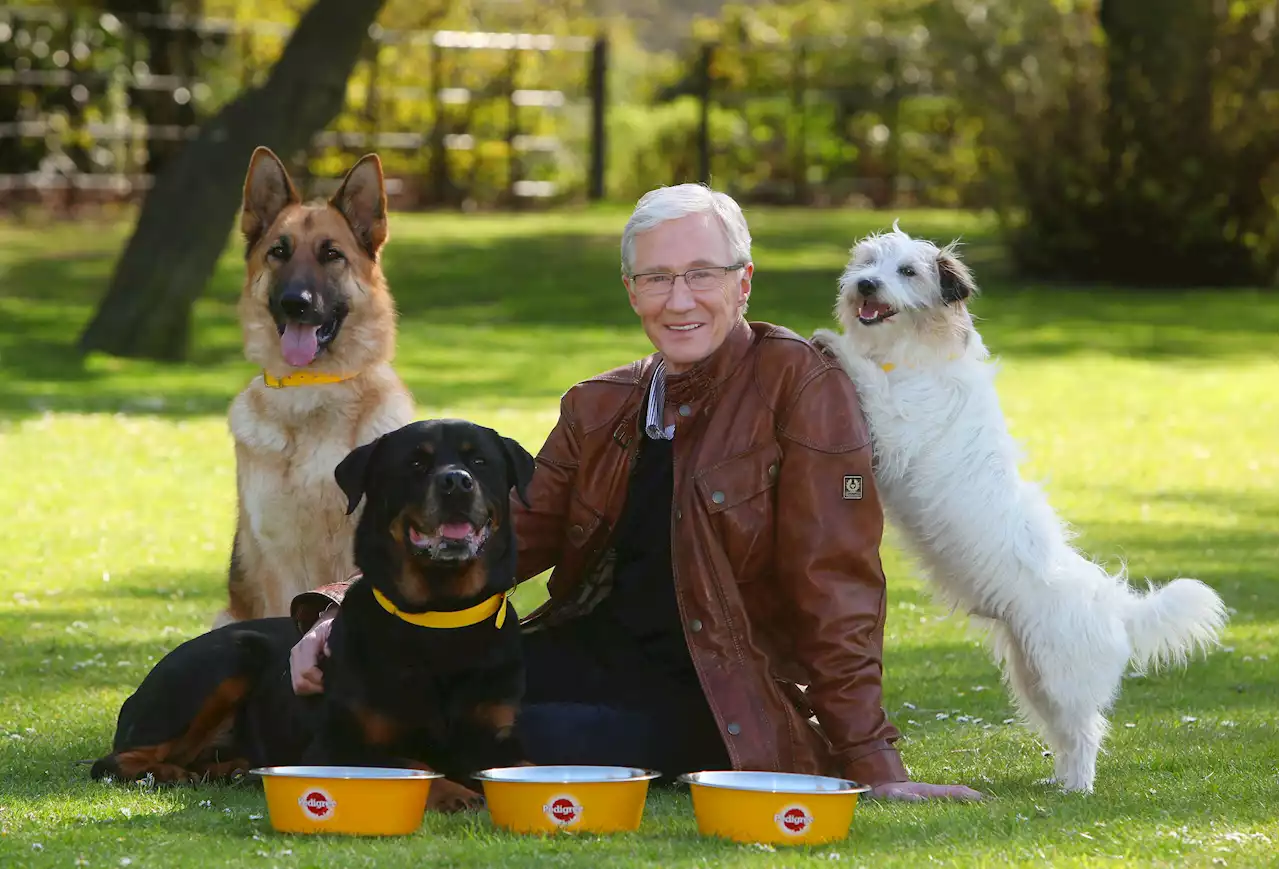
[1,0,1275,286]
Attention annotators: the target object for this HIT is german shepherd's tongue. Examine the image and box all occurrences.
[280,323,320,367]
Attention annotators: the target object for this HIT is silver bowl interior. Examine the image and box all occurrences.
[473,765,660,784]
[678,770,870,794]
[250,766,442,780]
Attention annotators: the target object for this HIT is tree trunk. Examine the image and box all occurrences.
[79,0,389,361]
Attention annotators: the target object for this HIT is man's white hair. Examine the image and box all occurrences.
[620,183,753,276]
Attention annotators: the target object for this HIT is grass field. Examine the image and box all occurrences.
[0,205,1275,868]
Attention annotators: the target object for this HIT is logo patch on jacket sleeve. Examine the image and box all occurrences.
[843,475,863,500]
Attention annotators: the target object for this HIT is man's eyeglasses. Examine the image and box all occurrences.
[630,263,746,297]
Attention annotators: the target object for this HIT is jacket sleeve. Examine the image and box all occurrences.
[774,364,908,787]
[512,390,581,582]
[291,576,359,633]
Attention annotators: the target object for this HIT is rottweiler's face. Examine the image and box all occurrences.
[335,420,535,605]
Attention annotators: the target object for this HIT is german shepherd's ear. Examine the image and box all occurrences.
[334,436,384,516]
[937,243,978,304]
[330,153,389,258]
[241,146,299,254]
[499,436,536,508]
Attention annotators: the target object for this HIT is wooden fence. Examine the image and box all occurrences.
[0,4,968,213]
[0,5,606,211]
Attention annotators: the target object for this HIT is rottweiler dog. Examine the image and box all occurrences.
[92,419,536,810]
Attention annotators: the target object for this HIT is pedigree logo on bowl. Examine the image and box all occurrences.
[542,794,583,826]
[775,803,814,836]
[298,788,337,821]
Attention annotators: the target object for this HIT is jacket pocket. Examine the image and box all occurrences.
[695,440,783,513]
[546,492,609,608]
[564,491,606,551]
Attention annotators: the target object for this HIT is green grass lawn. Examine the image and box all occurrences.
[0,206,1275,868]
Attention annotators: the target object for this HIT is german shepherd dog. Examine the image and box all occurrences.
[217,147,415,626]
[93,419,536,812]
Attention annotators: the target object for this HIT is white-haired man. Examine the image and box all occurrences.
[289,184,983,801]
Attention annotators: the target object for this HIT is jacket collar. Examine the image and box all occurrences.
[644,318,755,408]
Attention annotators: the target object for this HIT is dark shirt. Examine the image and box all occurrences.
[520,434,728,776]
[524,434,700,707]
[588,436,693,679]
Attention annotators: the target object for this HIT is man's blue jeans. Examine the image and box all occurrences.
[516,623,729,781]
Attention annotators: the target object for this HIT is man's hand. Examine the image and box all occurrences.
[289,608,336,696]
[869,781,985,802]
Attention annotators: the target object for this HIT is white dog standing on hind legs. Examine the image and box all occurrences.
[811,223,1228,793]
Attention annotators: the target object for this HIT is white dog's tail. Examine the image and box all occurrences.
[1122,578,1228,671]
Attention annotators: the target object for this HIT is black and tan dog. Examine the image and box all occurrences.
[93,419,536,810]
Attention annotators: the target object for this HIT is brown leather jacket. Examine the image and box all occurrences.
[293,319,907,786]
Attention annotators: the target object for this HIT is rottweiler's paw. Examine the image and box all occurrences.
[168,769,202,786]
[427,779,486,813]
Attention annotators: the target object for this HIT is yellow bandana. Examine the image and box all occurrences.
[262,370,358,389]
[371,586,511,629]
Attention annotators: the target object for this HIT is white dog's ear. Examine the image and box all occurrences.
[937,245,978,303]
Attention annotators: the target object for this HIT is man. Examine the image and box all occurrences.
[289,184,983,801]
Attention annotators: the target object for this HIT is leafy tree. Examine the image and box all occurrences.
[925,0,1277,286]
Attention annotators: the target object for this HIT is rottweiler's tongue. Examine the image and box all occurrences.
[438,522,474,541]
[280,323,319,367]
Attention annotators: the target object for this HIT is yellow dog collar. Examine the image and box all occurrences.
[262,370,358,389]
[880,355,959,373]
[372,586,511,629]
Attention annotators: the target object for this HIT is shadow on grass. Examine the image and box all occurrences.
[893,641,1274,722]
[0,210,1275,420]
[2,606,1272,727]
[1065,488,1280,624]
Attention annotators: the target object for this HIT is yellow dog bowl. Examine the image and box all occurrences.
[474,765,660,834]
[679,770,871,846]
[252,766,442,836]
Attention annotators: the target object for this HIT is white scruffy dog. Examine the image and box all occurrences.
[812,224,1227,793]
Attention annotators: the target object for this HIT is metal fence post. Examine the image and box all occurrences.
[588,34,608,201]
[428,38,447,205]
[505,49,521,206]
[792,39,809,205]
[696,42,713,185]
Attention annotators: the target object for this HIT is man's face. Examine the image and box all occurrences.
[624,214,753,373]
